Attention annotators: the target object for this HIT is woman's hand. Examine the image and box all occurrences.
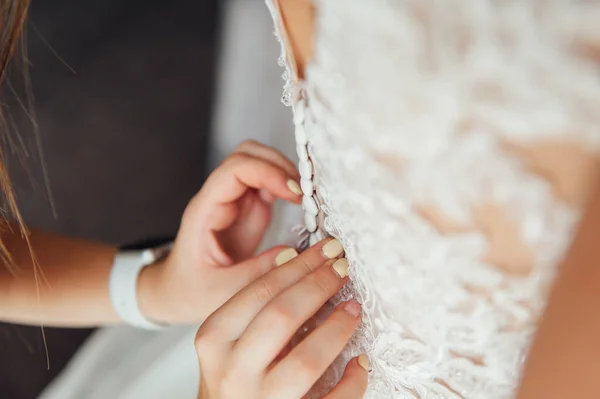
[139,140,304,324]
[0,140,307,328]
[195,238,369,399]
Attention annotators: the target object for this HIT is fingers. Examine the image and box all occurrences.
[181,140,301,237]
[264,301,362,398]
[194,157,299,231]
[200,238,345,343]
[194,247,288,353]
[219,245,291,298]
[208,141,301,205]
[232,258,349,370]
[322,355,369,399]
[215,190,273,262]
[233,140,299,180]
[214,153,300,202]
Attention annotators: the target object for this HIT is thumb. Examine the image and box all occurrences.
[223,191,273,262]
[222,245,294,290]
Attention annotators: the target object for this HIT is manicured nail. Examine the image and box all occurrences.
[332,258,348,278]
[358,354,370,371]
[342,300,362,318]
[275,248,298,266]
[286,180,303,196]
[322,238,344,259]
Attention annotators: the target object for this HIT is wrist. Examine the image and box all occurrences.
[137,259,171,324]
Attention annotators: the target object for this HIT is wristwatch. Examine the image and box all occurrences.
[108,241,174,330]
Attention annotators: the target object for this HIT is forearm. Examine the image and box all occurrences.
[517,181,600,398]
[0,225,120,327]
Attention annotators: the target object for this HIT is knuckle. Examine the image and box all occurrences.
[289,353,321,381]
[194,321,218,353]
[266,302,295,328]
[238,139,260,149]
[224,152,248,166]
[253,278,278,306]
[194,334,211,356]
[308,270,338,297]
[194,331,210,354]
[329,311,353,334]
[183,190,206,213]
[182,199,198,220]
[298,257,315,275]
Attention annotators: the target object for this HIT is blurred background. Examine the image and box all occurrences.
[0,0,294,397]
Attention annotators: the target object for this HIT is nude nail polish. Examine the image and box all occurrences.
[286,180,303,196]
[342,300,362,318]
[332,258,349,278]
[358,354,370,371]
[322,238,344,259]
[275,248,298,266]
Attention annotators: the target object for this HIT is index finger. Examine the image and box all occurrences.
[203,153,302,205]
[233,140,299,179]
[199,238,345,342]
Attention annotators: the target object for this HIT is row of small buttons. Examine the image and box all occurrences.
[293,99,321,241]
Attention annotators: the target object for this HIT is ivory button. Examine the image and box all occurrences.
[295,124,308,145]
[297,143,308,161]
[299,159,313,179]
[302,195,319,215]
[293,100,305,125]
[304,212,318,232]
[300,178,314,195]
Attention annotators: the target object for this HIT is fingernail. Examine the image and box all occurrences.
[322,238,344,259]
[342,300,362,318]
[286,179,303,196]
[332,258,349,278]
[358,354,370,371]
[275,248,298,266]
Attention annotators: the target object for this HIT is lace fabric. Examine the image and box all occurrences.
[266,1,600,398]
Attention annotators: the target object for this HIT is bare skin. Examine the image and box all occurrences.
[277,0,600,397]
[277,0,314,80]
[0,141,303,327]
[196,238,368,399]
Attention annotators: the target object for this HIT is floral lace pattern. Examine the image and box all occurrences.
[266,1,600,398]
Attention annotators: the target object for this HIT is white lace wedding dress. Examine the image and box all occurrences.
[267,1,600,398]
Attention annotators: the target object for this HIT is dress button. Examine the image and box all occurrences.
[299,159,313,179]
[304,212,318,233]
[296,143,308,161]
[302,195,319,215]
[300,178,314,195]
[295,124,308,145]
[293,100,305,125]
